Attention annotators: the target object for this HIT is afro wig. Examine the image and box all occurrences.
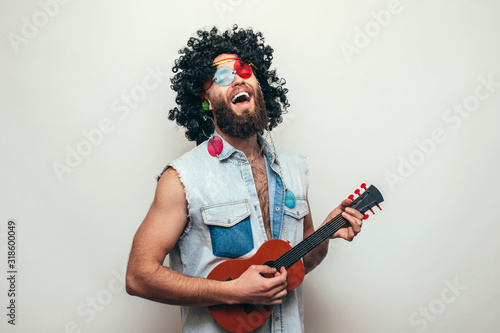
[168,25,290,145]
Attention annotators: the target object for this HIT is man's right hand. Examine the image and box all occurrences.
[230,265,288,305]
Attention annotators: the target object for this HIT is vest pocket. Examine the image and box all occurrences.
[201,199,254,258]
[283,198,309,220]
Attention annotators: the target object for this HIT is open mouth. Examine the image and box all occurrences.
[231,91,251,106]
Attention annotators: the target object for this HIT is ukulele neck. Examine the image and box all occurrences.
[272,184,384,269]
[273,214,349,269]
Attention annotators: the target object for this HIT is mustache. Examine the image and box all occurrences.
[227,84,254,101]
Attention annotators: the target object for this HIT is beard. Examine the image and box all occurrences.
[210,87,268,139]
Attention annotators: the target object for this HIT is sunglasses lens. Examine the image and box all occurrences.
[234,60,252,79]
[214,66,234,86]
[203,79,213,91]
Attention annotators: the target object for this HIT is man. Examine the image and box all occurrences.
[126,26,363,332]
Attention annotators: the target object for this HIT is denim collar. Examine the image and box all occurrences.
[213,130,276,166]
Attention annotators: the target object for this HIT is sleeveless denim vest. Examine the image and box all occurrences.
[164,132,309,333]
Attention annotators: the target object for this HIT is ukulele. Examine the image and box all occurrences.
[207,183,384,332]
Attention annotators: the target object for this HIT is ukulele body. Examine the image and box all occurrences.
[207,238,305,333]
[206,184,384,333]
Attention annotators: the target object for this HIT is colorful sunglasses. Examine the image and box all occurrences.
[209,58,255,87]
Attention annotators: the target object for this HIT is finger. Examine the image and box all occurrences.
[332,200,350,216]
[268,278,288,300]
[269,268,287,285]
[348,227,355,240]
[271,266,286,275]
[252,265,277,275]
[339,198,353,210]
[342,198,353,205]
[327,199,355,221]
[345,226,354,240]
[337,227,354,241]
[345,207,363,220]
[263,275,286,299]
[270,288,288,302]
[267,295,285,305]
[342,212,361,233]
[334,223,361,241]
[269,277,288,292]
[277,267,288,287]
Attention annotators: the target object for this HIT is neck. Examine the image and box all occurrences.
[215,124,261,160]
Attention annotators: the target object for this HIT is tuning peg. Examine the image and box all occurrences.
[360,183,367,190]
[370,208,375,214]
[348,194,354,201]
[363,214,369,219]
[377,204,382,211]
[354,189,361,196]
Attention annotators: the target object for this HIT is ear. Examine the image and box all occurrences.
[200,90,211,112]
[207,97,213,111]
[203,92,213,111]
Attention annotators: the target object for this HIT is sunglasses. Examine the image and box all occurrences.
[205,58,255,89]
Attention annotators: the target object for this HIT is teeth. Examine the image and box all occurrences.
[231,92,250,103]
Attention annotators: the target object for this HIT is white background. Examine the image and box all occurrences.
[1,0,499,332]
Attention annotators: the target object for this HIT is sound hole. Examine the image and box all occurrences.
[263,260,276,269]
[240,303,254,314]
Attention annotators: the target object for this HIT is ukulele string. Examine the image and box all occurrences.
[274,214,348,269]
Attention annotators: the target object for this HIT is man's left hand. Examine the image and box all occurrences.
[321,198,364,241]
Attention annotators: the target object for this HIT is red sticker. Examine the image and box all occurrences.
[207,136,223,157]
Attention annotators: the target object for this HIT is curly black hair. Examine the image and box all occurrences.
[168,25,289,144]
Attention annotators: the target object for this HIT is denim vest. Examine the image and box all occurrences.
[165,132,309,333]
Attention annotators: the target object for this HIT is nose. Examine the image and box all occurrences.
[231,71,246,86]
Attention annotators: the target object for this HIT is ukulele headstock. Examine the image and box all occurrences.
[348,183,384,219]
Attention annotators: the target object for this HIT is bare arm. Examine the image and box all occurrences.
[125,168,288,306]
[302,198,363,274]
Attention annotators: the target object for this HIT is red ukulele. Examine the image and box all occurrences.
[207,184,384,332]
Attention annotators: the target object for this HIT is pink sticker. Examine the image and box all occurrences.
[207,136,223,157]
